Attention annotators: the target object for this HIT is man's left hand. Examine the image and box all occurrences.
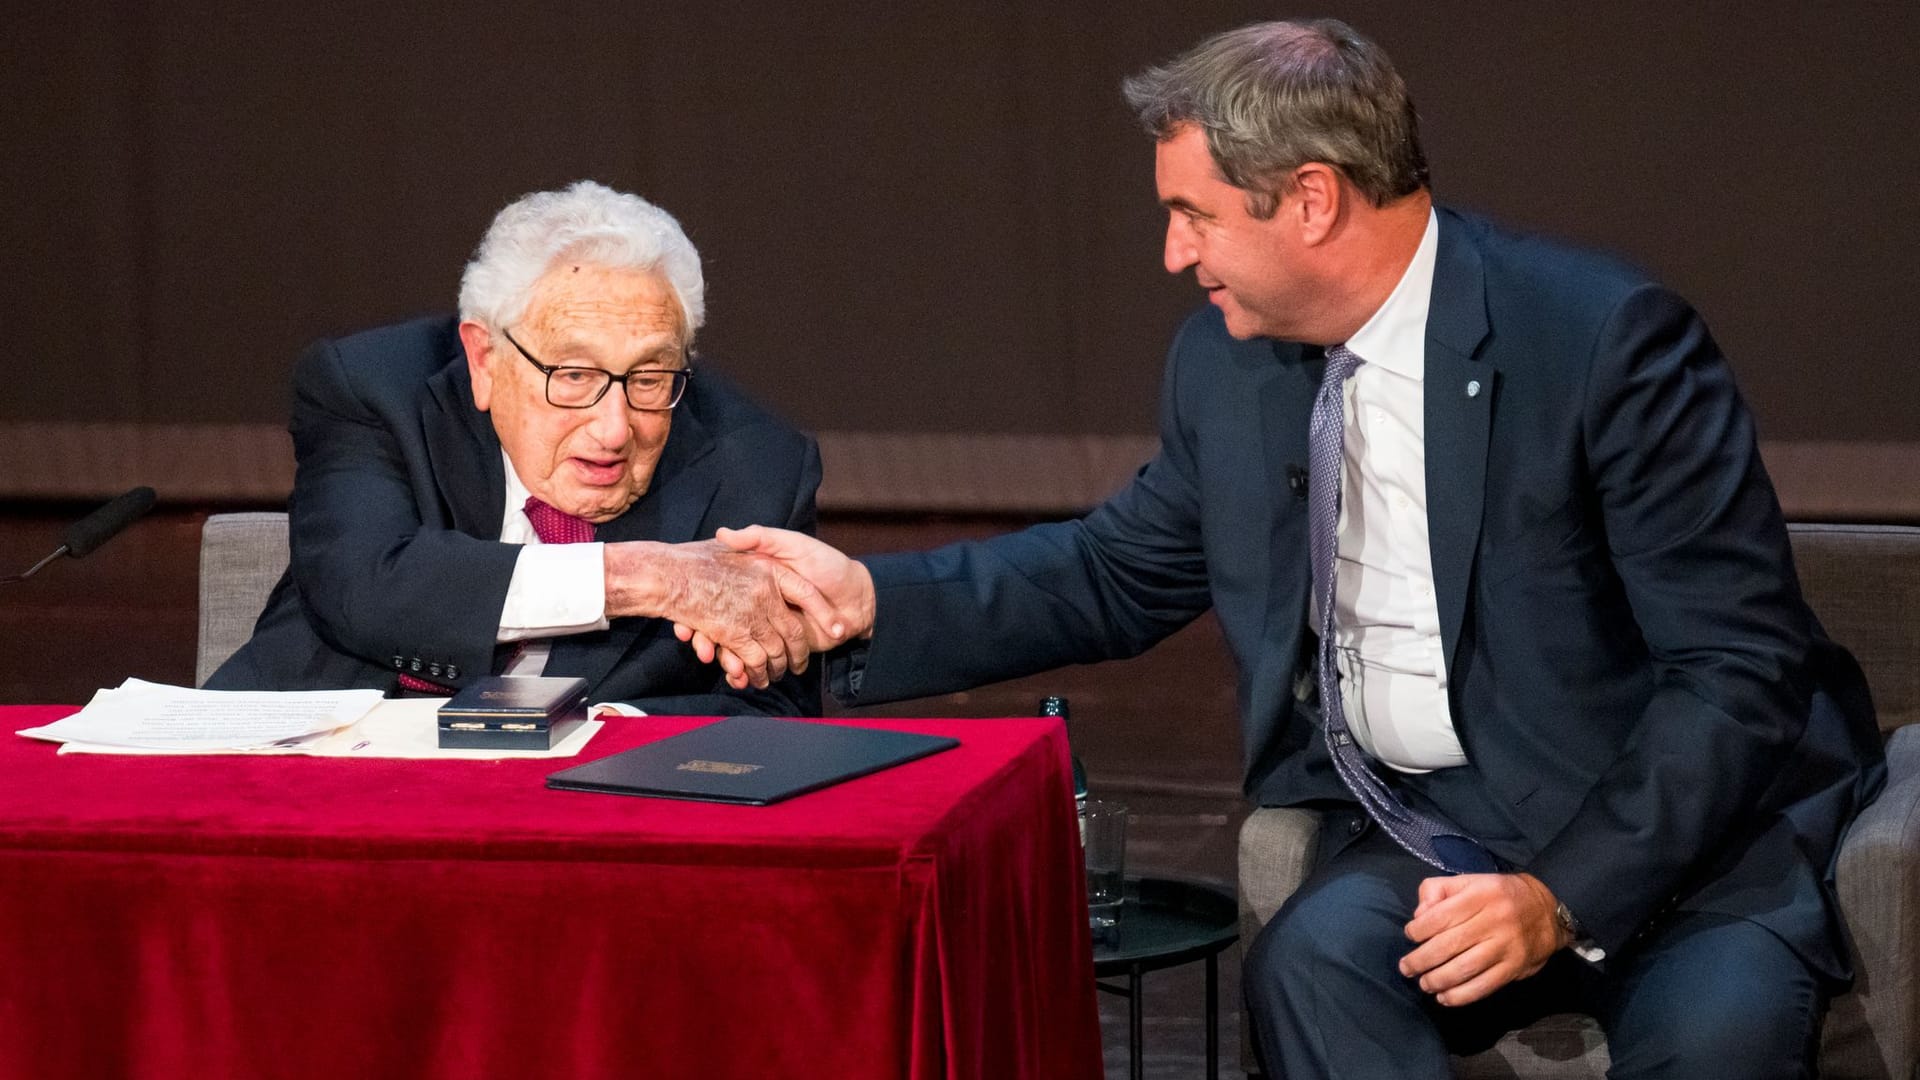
[1399,872,1569,1007]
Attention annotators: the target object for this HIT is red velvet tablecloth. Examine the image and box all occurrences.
[0,707,1100,1080]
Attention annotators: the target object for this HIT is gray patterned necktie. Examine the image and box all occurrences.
[1310,344,1496,875]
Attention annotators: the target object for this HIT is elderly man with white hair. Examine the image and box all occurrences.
[209,180,833,714]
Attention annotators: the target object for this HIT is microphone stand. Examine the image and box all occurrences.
[0,546,70,585]
[1,486,157,586]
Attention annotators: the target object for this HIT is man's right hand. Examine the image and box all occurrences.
[672,526,876,688]
[602,538,842,689]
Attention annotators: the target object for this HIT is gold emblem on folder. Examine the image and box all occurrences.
[677,759,763,776]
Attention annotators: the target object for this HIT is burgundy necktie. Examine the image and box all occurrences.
[523,497,597,545]
[396,497,598,693]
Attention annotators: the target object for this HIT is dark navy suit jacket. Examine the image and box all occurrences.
[209,315,822,717]
[835,208,1884,981]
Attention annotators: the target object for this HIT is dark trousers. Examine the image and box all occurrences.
[1243,826,1825,1079]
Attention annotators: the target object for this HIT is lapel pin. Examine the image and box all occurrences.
[1465,380,1481,398]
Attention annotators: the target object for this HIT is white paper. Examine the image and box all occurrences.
[17,679,381,750]
[28,696,606,761]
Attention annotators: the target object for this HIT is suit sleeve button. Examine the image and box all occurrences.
[446,665,460,680]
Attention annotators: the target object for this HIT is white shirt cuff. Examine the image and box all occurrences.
[497,542,609,641]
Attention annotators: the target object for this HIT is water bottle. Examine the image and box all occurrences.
[1044,695,1126,938]
[1039,696,1088,835]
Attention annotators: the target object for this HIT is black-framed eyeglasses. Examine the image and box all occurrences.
[501,327,691,411]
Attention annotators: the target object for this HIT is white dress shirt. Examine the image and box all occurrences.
[496,451,609,675]
[1320,209,1466,773]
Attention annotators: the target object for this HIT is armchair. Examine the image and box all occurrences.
[1238,524,1920,1079]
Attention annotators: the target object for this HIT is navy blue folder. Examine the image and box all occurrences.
[545,715,960,805]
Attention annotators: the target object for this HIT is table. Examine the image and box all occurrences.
[0,707,1101,1080]
[1092,877,1239,1080]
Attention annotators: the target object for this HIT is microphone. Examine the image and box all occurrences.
[2,486,157,584]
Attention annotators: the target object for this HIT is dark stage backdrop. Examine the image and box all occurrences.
[3,3,1915,515]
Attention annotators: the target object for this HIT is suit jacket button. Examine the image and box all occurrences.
[1348,818,1366,836]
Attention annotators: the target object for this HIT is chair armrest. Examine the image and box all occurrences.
[1238,807,1322,931]
[1237,807,1321,1076]
[196,512,291,686]
[1823,723,1920,1079]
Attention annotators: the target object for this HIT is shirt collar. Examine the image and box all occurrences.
[1342,207,1439,381]
[500,449,533,526]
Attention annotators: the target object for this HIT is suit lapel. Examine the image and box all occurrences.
[422,344,507,538]
[547,395,721,693]
[1423,210,1495,678]
[592,402,719,545]
[1257,340,1320,684]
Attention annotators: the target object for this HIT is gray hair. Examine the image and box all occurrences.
[1122,18,1428,216]
[457,180,706,336]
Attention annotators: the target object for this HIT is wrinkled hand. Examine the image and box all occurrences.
[1399,872,1569,1007]
[603,539,838,689]
[673,526,874,689]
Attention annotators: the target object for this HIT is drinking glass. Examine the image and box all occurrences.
[1081,798,1127,940]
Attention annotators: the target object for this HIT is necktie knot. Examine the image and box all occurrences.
[1324,343,1365,384]
[523,497,597,545]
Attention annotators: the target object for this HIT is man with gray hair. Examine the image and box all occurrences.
[211,180,834,715]
[706,18,1882,1078]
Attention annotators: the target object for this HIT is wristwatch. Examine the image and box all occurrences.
[1553,901,1582,939]
[1555,901,1607,962]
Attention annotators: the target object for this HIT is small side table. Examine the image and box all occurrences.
[1092,877,1239,1080]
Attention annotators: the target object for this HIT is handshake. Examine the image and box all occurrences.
[603,527,874,690]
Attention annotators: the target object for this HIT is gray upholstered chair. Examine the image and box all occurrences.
[195,512,290,686]
[1238,523,1920,1079]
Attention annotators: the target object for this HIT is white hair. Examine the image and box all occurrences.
[457,180,706,335]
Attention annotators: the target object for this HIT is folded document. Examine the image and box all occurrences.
[19,678,380,750]
[16,679,601,760]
